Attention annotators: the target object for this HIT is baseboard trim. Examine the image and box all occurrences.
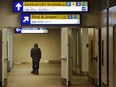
[61,78,67,86]
[88,75,97,85]
[49,60,61,64]
[101,82,107,86]
[80,71,88,76]
[0,81,2,86]
[0,79,7,87]
[4,78,7,86]
[67,81,71,86]
[61,78,71,86]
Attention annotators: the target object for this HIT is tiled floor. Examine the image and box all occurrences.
[6,63,97,87]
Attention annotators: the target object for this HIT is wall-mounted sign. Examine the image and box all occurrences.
[20,14,80,25]
[14,28,48,33]
[13,1,88,12]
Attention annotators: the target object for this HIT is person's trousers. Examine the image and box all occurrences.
[32,60,40,72]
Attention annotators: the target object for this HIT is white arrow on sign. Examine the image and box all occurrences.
[23,16,29,23]
[16,28,21,32]
[16,3,22,11]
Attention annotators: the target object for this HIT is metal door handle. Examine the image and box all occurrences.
[61,57,67,61]
[4,57,8,61]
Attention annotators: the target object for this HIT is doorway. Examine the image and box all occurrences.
[71,28,99,86]
[4,27,62,87]
[1,27,103,87]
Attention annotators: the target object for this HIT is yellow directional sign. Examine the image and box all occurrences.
[30,14,80,19]
[20,14,80,25]
[13,1,88,12]
[23,2,67,6]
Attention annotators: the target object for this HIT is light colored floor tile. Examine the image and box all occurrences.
[6,63,97,87]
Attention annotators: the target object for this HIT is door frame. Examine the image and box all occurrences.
[70,27,102,86]
[2,28,8,86]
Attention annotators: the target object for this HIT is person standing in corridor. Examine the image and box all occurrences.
[30,43,41,75]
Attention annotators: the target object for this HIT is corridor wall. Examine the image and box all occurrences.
[12,28,61,64]
[0,31,2,85]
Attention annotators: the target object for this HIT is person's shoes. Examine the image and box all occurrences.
[31,71,35,74]
[35,70,39,75]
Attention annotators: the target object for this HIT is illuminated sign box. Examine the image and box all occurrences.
[20,14,80,25]
[14,28,48,34]
[13,1,88,12]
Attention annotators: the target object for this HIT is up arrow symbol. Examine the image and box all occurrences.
[16,3,22,11]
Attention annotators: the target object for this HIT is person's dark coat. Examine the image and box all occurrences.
[31,43,41,61]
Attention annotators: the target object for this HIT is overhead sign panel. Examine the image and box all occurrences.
[13,1,88,12]
[14,28,48,33]
[20,14,80,25]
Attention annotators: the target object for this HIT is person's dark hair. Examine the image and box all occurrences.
[34,43,38,47]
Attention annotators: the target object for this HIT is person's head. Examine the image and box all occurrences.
[34,43,38,48]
